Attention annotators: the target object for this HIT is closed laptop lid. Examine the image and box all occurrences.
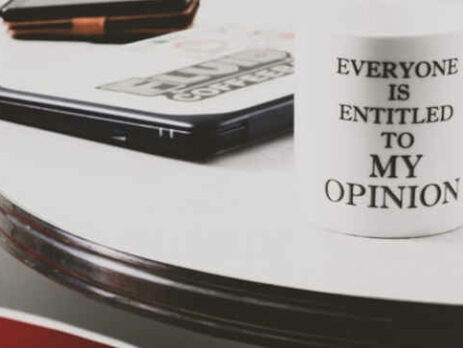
[0,26,294,121]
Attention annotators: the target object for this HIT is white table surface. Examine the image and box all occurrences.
[2,0,463,308]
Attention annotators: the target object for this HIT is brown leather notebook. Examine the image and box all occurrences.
[1,0,199,41]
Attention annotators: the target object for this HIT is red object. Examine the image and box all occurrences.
[0,317,112,348]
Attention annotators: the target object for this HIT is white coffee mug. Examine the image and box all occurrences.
[297,0,463,238]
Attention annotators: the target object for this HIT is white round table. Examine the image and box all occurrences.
[1,117,463,347]
[2,0,463,346]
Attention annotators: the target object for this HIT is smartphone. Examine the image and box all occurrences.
[1,0,199,41]
[1,0,193,21]
[0,26,294,160]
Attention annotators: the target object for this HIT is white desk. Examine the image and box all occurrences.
[1,1,463,347]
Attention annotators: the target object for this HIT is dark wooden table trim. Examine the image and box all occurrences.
[1,193,462,347]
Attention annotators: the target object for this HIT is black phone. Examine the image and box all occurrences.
[0,27,294,160]
[1,0,192,21]
[0,0,198,41]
